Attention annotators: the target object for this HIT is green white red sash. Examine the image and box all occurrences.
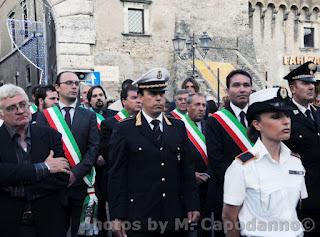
[30,104,37,114]
[212,108,253,152]
[171,109,208,166]
[89,108,105,129]
[114,108,130,121]
[43,106,98,236]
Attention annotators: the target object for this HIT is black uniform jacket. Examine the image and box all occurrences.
[284,101,320,210]
[205,105,244,214]
[108,111,200,231]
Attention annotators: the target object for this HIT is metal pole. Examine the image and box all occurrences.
[192,33,195,77]
[265,71,268,88]
[217,68,220,107]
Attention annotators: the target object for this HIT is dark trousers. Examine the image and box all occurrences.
[0,194,65,237]
[63,184,87,237]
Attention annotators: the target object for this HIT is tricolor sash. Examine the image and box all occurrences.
[43,106,98,236]
[171,109,208,166]
[30,104,37,114]
[212,108,253,152]
[114,108,130,122]
[89,108,105,129]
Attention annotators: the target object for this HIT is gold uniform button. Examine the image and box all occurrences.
[161,178,165,182]
[161,162,165,166]
[162,193,166,197]
[160,147,163,151]
[299,135,302,138]
[317,133,320,136]
[130,198,134,202]
[138,147,142,151]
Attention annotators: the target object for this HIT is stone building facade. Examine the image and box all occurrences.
[1,0,320,99]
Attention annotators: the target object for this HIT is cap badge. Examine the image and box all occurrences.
[157,71,162,79]
[279,88,288,99]
[308,63,317,74]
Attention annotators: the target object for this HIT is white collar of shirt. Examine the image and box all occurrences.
[230,102,248,118]
[59,100,77,110]
[292,98,311,115]
[250,138,291,164]
[142,110,163,131]
[196,121,202,132]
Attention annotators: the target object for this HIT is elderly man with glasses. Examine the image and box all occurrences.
[0,84,70,237]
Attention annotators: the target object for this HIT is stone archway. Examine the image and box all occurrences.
[45,0,95,73]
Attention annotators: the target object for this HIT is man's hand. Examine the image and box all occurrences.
[68,172,77,187]
[112,219,127,237]
[45,150,70,174]
[96,155,106,166]
[187,211,201,223]
[195,172,209,184]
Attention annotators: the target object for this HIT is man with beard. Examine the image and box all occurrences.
[87,85,117,119]
[108,68,200,237]
[283,61,320,237]
[32,85,59,123]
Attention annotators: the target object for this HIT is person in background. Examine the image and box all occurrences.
[79,82,92,109]
[223,87,307,237]
[32,85,59,123]
[181,77,200,93]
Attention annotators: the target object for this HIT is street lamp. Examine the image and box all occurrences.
[172,32,212,78]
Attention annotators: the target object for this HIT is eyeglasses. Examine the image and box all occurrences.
[59,80,80,86]
[5,101,30,113]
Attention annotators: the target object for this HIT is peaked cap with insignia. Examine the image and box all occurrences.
[247,87,293,124]
[132,68,169,92]
[283,61,317,84]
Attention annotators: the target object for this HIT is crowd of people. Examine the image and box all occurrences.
[0,61,319,237]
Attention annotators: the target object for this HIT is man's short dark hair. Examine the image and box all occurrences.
[226,69,252,88]
[31,85,41,96]
[55,71,77,85]
[121,79,134,90]
[121,85,138,101]
[181,77,200,92]
[87,85,107,103]
[35,85,56,106]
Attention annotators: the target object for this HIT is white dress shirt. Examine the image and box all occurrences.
[59,100,77,122]
[230,102,248,127]
[142,110,163,132]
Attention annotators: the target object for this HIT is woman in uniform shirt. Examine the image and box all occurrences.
[222,87,308,237]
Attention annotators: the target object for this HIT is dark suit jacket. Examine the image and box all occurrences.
[205,105,244,214]
[0,124,69,199]
[99,116,118,162]
[36,106,99,184]
[108,112,199,231]
[284,101,320,210]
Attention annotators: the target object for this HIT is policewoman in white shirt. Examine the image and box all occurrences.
[222,87,308,237]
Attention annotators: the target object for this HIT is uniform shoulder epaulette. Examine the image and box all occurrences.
[235,151,255,164]
[291,152,301,159]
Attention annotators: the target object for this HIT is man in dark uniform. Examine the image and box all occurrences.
[205,69,252,237]
[283,61,320,236]
[108,68,200,237]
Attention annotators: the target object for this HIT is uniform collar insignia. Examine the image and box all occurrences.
[135,111,142,126]
[163,113,172,126]
[293,110,299,115]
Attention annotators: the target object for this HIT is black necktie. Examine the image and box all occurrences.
[151,119,162,143]
[239,111,246,128]
[305,109,315,127]
[64,107,72,128]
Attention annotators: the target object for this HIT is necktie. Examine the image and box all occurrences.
[239,111,246,128]
[151,119,162,144]
[305,109,315,127]
[64,107,72,128]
